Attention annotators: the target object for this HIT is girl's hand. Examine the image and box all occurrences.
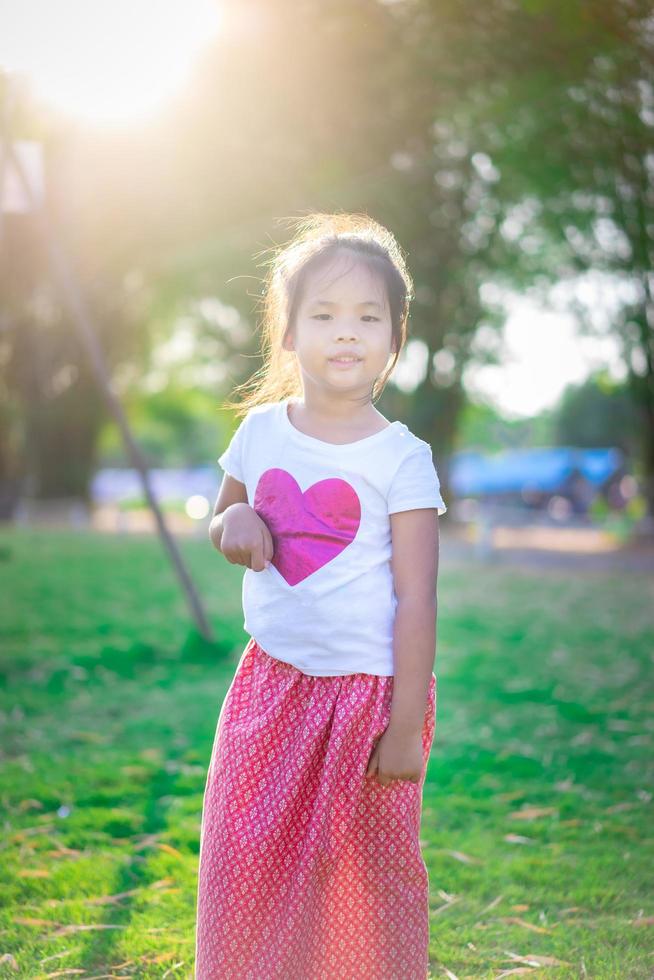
[365,726,423,787]
[220,502,274,572]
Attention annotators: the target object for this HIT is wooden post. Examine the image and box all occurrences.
[1,80,214,641]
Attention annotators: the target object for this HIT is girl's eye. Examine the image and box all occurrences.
[310,314,380,322]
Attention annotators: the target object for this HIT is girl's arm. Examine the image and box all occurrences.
[387,509,440,734]
[208,473,248,552]
[209,473,273,572]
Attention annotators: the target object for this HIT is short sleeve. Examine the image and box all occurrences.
[217,413,250,484]
[387,443,447,516]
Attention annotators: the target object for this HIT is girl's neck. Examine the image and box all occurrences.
[287,396,390,442]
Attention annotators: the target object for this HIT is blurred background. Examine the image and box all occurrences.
[1,3,653,978]
[1,0,652,570]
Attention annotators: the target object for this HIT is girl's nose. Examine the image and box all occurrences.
[333,322,360,341]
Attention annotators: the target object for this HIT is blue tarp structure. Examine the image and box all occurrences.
[449,447,624,497]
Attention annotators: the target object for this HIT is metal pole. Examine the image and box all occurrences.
[2,74,214,641]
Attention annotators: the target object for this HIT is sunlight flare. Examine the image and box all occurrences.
[0,0,222,127]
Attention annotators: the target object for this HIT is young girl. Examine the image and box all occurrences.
[195,212,447,980]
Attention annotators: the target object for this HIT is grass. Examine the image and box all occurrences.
[0,528,652,979]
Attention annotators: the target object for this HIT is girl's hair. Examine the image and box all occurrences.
[223,211,414,417]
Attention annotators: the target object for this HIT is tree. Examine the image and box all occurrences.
[554,371,641,457]
[418,0,653,510]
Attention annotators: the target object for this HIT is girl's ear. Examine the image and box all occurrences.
[282,327,294,352]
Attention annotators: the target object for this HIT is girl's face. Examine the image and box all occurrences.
[284,252,396,400]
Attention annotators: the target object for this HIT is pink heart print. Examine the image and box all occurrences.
[253,468,361,585]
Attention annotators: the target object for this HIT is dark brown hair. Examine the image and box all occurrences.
[224,211,414,417]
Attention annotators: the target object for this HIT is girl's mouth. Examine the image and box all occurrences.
[329,357,362,367]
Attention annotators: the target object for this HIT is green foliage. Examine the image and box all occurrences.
[554,372,642,455]
[97,386,228,468]
[455,397,557,452]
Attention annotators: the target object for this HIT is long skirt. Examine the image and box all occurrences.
[195,636,437,980]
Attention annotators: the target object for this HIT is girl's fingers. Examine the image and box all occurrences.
[249,544,263,571]
[365,748,378,778]
[253,527,272,569]
[263,527,275,565]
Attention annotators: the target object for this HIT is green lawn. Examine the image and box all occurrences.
[1,529,652,979]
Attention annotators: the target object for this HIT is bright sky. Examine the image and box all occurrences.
[393,271,629,419]
[0,0,222,127]
[464,290,625,420]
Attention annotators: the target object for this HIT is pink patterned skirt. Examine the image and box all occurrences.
[195,637,437,980]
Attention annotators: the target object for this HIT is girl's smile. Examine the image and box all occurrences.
[328,354,363,368]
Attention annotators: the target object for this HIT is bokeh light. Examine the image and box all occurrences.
[185,494,210,520]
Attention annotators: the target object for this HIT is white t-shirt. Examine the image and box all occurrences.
[217,397,447,676]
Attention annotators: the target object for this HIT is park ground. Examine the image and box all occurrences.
[0,527,652,979]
